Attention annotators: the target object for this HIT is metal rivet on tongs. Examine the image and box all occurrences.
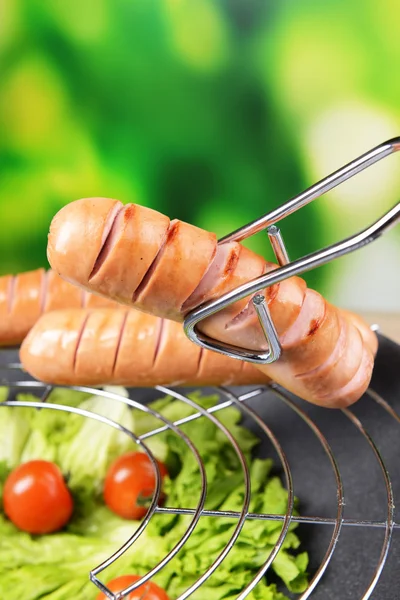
[250,226,291,363]
[184,137,400,364]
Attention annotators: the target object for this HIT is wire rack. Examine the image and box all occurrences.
[1,340,399,600]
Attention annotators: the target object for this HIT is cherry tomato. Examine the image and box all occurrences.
[96,575,169,600]
[3,460,73,534]
[104,452,168,520]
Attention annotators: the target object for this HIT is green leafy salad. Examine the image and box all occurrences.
[0,386,308,599]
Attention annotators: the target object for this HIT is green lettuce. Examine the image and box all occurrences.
[0,387,308,599]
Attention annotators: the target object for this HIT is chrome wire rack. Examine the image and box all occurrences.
[1,336,399,600]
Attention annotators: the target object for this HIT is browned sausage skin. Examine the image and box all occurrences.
[20,308,271,387]
[47,197,378,408]
[0,268,122,346]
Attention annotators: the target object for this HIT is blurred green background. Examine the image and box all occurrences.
[0,0,399,310]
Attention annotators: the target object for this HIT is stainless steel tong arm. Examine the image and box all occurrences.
[184,137,400,364]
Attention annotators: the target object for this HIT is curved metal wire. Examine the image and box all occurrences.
[155,386,252,600]
[218,387,294,600]
[367,388,400,425]
[270,384,345,599]
[342,407,395,600]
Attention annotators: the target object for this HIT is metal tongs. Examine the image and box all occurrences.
[184,137,400,365]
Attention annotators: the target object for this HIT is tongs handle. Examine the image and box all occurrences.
[220,137,400,244]
[184,137,400,365]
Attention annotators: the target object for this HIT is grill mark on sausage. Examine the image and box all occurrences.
[308,318,321,337]
[166,219,180,243]
[73,312,91,373]
[265,280,279,303]
[227,246,261,314]
[224,247,239,277]
[185,241,217,310]
[307,297,327,338]
[132,222,175,302]
[196,346,205,378]
[262,263,280,304]
[112,310,129,375]
[88,203,125,280]
[153,317,165,366]
[181,240,221,313]
[295,317,347,380]
[40,270,49,313]
[7,275,16,314]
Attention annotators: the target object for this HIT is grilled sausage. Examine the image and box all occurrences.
[0,268,121,346]
[20,308,271,387]
[47,197,378,407]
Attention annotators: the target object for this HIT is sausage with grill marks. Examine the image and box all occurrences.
[20,308,271,387]
[47,197,378,408]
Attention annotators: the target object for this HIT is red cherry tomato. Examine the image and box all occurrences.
[3,460,73,534]
[96,575,169,600]
[104,452,168,520]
